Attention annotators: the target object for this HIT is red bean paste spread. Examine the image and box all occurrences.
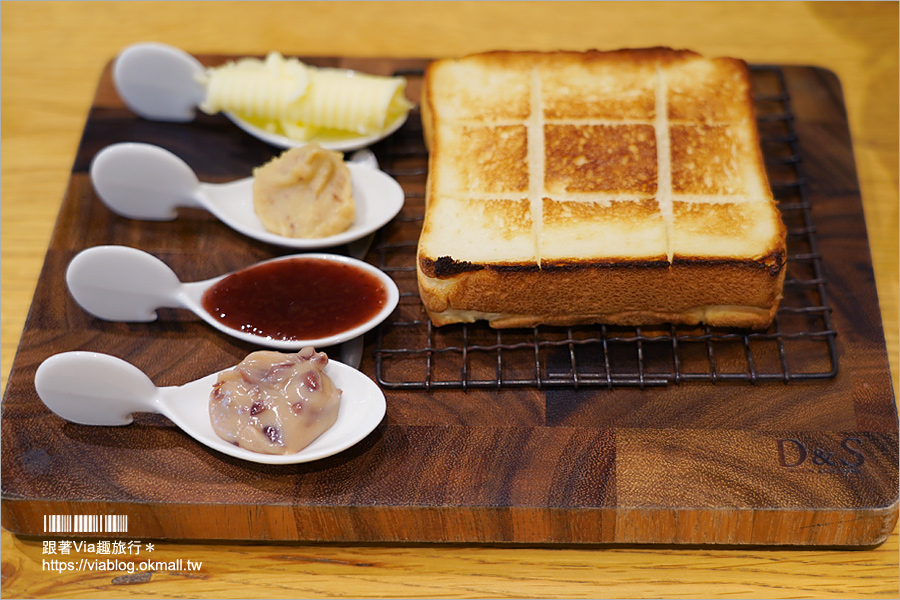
[209,348,340,455]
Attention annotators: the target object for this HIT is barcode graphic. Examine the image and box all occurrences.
[43,515,128,533]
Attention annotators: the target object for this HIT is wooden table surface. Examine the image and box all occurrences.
[2,2,896,598]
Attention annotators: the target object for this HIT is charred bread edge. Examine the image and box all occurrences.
[419,250,787,279]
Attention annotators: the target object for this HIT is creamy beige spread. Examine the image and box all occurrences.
[252,144,355,238]
[209,348,341,455]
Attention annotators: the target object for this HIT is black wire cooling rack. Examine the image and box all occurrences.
[366,65,838,390]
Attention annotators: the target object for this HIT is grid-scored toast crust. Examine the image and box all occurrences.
[418,48,787,329]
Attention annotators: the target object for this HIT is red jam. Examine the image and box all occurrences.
[201,258,388,341]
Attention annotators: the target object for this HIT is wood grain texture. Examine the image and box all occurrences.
[4,530,898,600]
[2,2,897,598]
[1,56,896,549]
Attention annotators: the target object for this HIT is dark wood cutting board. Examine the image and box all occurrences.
[2,56,897,546]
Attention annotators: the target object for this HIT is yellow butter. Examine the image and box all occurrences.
[199,52,413,141]
[200,53,310,121]
[287,68,411,135]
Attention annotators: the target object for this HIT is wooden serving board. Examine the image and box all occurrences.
[2,57,897,546]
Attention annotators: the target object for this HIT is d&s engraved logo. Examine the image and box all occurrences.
[776,436,865,474]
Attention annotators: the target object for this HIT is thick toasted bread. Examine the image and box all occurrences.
[418,48,786,329]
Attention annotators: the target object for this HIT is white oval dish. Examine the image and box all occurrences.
[225,110,409,152]
[65,246,400,350]
[35,351,386,465]
[90,143,404,250]
[113,42,409,151]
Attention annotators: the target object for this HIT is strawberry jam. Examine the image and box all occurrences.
[202,257,388,341]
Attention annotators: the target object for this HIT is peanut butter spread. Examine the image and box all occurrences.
[252,144,355,238]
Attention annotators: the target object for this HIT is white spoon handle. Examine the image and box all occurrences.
[66,246,186,322]
[348,148,379,170]
[113,42,206,122]
[91,143,204,220]
[35,352,161,426]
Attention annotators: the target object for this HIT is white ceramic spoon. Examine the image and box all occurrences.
[89,143,403,250]
[35,351,385,465]
[113,42,207,122]
[65,246,400,350]
[112,42,409,151]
